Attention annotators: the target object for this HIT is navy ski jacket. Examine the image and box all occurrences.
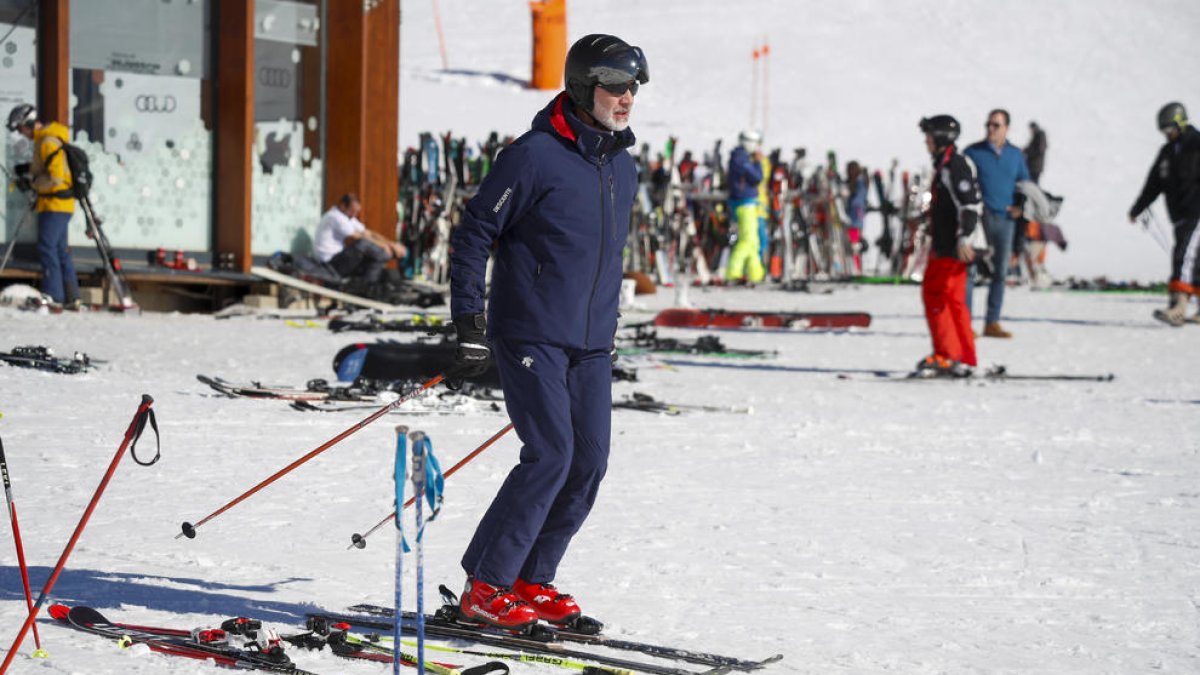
[726,146,763,203]
[449,93,637,350]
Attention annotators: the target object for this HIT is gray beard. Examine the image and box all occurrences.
[591,105,629,132]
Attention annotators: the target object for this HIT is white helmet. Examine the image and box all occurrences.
[738,129,762,151]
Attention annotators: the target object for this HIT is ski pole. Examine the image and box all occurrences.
[349,421,514,549]
[392,426,408,675]
[410,430,427,675]
[1139,211,1172,253]
[1,395,158,674]
[409,430,444,675]
[0,423,45,659]
[178,374,443,540]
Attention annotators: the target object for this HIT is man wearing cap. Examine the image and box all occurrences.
[446,34,647,630]
[1129,101,1200,326]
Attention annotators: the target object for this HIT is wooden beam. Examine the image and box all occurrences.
[324,0,400,240]
[37,0,68,123]
[212,0,254,272]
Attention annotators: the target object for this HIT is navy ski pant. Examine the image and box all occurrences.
[461,338,612,587]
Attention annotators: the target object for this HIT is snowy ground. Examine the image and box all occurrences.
[0,283,1197,674]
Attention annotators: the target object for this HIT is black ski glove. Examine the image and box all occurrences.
[446,313,491,390]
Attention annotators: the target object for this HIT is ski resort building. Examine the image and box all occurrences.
[0,0,401,310]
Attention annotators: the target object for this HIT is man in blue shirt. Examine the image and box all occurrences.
[963,109,1031,338]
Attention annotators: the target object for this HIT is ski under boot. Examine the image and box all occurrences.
[459,578,539,630]
[912,355,972,379]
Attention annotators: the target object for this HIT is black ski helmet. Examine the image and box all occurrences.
[1157,101,1188,132]
[919,115,960,148]
[6,102,35,132]
[564,34,649,113]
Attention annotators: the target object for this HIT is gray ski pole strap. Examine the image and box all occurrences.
[129,407,161,466]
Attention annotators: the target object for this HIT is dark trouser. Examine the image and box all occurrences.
[923,255,976,366]
[461,339,612,586]
[966,209,1014,324]
[1167,216,1200,296]
[329,238,389,283]
[36,210,78,304]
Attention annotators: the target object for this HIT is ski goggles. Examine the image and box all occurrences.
[589,45,649,95]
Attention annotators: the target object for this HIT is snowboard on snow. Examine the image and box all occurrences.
[653,307,871,330]
[333,340,503,389]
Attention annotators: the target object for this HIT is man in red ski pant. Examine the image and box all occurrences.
[916,115,984,377]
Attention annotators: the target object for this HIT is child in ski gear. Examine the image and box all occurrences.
[725,129,766,283]
[8,103,79,309]
[314,193,406,289]
[1129,101,1200,326]
[447,33,646,629]
[916,115,983,377]
[844,161,869,274]
[963,109,1032,338]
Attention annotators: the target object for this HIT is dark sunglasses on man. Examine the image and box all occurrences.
[599,80,639,96]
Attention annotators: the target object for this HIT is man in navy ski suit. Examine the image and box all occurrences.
[447,34,647,630]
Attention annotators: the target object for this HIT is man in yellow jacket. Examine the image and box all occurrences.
[8,103,78,308]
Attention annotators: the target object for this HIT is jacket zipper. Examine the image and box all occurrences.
[584,156,608,347]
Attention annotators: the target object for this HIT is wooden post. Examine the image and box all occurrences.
[37,0,69,123]
[212,0,254,272]
[325,0,400,241]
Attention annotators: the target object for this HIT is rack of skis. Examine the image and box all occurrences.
[397,131,935,290]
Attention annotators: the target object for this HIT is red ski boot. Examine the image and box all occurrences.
[512,579,581,624]
[459,578,539,630]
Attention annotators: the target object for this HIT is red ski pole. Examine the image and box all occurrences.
[178,374,444,540]
[0,423,46,659]
[1,395,158,674]
[349,420,514,549]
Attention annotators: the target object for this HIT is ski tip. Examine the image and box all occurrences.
[180,521,197,539]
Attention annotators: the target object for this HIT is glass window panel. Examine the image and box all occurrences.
[252,0,322,257]
[68,0,212,251]
[0,0,37,250]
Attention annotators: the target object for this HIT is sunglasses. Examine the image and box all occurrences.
[986,122,1005,129]
[599,80,639,97]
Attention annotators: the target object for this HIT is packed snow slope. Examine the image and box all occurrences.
[398,0,1200,283]
[0,284,1198,673]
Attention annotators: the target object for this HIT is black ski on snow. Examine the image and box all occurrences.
[49,604,318,674]
[306,608,746,675]
[317,587,782,672]
[835,365,1116,382]
[613,392,752,416]
[616,325,776,359]
[196,374,382,402]
[0,345,96,374]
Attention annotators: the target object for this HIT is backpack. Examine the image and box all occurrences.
[46,142,93,201]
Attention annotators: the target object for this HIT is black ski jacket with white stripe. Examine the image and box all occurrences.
[1130,125,1200,224]
[928,144,983,258]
